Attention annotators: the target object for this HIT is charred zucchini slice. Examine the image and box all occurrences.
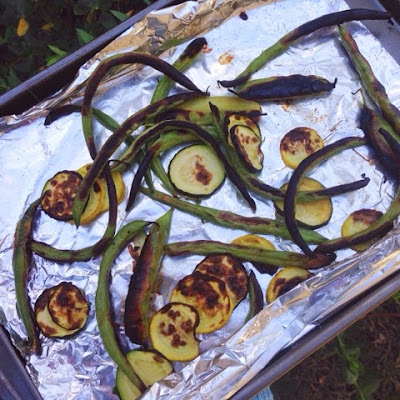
[41,170,83,221]
[266,267,313,304]
[47,282,89,331]
[231,234,278,275]
[116,350,173,399]
[149,302,200,361]
[170,272,233,334]
[341,209,384,252]
[168,144,225,197]
[275,177,333,229]
[194,254,248,308]
[34,287,80,338]
[280,127,324,169]
[230,125,264,172]
[225,113,261,147]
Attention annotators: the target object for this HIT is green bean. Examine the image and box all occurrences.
[245,270,264,323]
[13,198,42,354]
[218,9,390,88]
[96,219,150,390]
[165,240,336,269]
[339,25,400,138]
[141,187,326,244]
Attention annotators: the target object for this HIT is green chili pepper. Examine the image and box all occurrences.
[141,187,326,244]
[96,219,150,390]
[165,240,336,269]
[13,198,42,354]
[219,9,390,88]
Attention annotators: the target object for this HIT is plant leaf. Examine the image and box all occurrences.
[47,45,67,56]
[110,10,129,22]
[358,368,381,395]
[76,28,94,44]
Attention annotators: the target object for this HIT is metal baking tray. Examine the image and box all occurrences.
[0,0,399,399]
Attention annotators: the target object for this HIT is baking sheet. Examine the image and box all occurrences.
[0,0,400,399]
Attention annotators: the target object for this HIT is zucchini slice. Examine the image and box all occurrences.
[280,127,324,169]
[116,350,173,400]
[170,272,233,334]
[231,234,278,275]
[149,302,200,361]
[341,209,384,252]
[266,267,313,304]
[34,287,80,338]
[168,144,225,197]
[230,125,264,172]
[194,254,248,308]
[41,170,83,221]
[47,282,89,331]
[225,113,261,147]
[275,177,333,229]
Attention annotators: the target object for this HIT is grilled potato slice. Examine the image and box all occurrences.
[341,209,384,252]
[41,170,83,221]
[266,267,313,304]
[274,177,333,229]
[149,302,200,361]
[280,127,324,169]
[231,234,278,275]
[116,350,173,400]
[47,282,89,331]
[34,287,80,338]
[170,272,233,334]
[194,254,248,308]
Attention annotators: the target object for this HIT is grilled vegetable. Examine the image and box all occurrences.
[283,136,366,257]
[47,282,89,331]
[165,240,336,270]
[13,198,42,354]
[124,210,172,345]
[339,25,400,137]
[246,270,264,322]
[231,234,278,274]
[230,125,264,172]
[341,209,384,252]
[149,302,200,361]
[170,272,233,334]
[225,113,262,143]
[142,188,326,243]
[194,254,248,308]
[155,96,262,126]
[116,350,173,400]
[41,171,83,221]
[34,287,80,338]
[275,177,333,229]
[96,220,150,390]
[218,9,390,88]
[229,75,336,101]
[266,267,313,303]
[280,127,324,169]
[168,144,226,197]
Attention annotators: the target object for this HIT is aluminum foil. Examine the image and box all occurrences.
[1,0,400,399]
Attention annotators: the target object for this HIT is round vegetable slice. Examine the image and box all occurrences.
[266,267,313,304]
[149,302,200,361]
[225,113,261,147]
[341,209,384,252]
[170,272,233,334]
[168,144,225,197]
[116,350,173,399]
[280,127,324,169]
[231,234,278,275]
[41,170,83,221]
[34,287,80,338]
[194,254,248,308]
[275,177,333,229]
[47,282,89,331]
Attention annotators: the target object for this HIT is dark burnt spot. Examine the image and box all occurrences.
[160,322,177,336]
[194,161,212,186]
[274,275,310,297]
[93,182,101,193]
[351,209,383,224]
[219,212,271,226]
[239,12,248,20]
[180,37,207,60]
[153,354,165,363]
[168,310,181,320]
[281,127,314,154]
[39,323,57,336]
[181,319,194,333]
[160,304,174,314]
[50,179,57,186]
[227,275,247,300]
[55,201,65,212]
[171,333,186,348]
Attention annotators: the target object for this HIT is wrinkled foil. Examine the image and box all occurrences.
[1,0,400,399]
